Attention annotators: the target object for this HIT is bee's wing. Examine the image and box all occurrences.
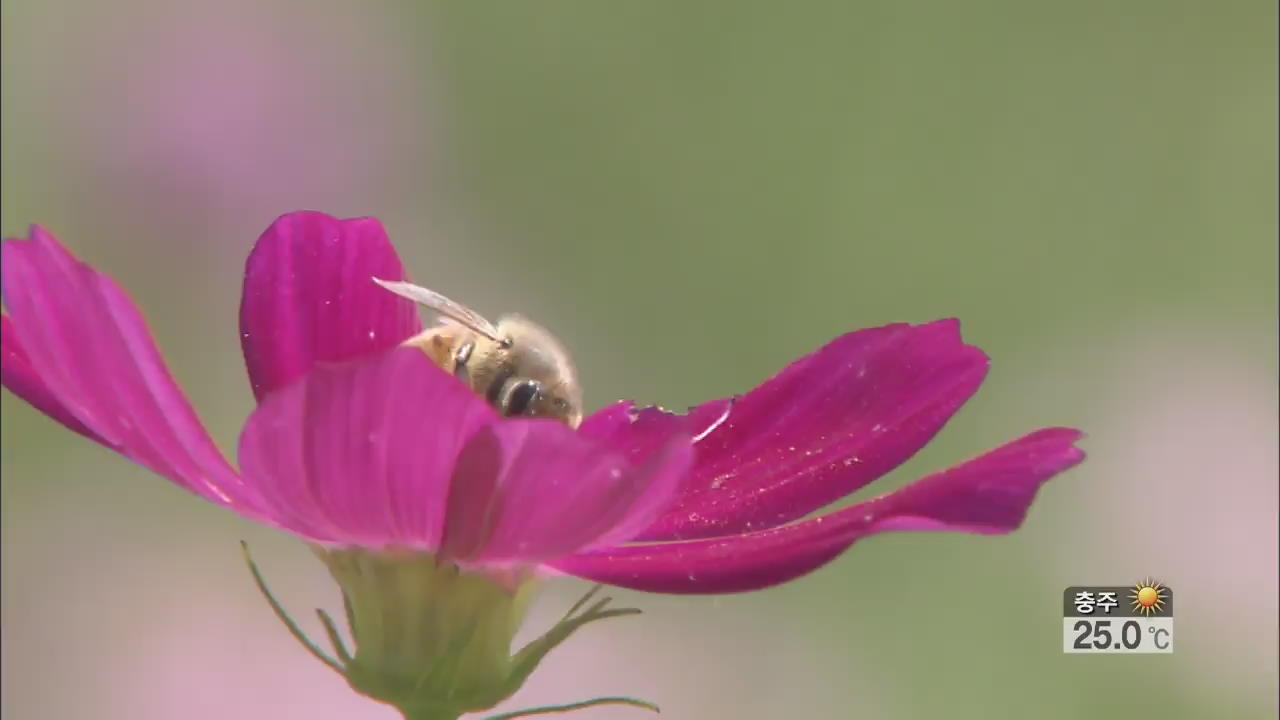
[372,278,503,341]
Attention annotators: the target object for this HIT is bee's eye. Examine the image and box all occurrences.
[452,341,475,380]
[501,379,543,417]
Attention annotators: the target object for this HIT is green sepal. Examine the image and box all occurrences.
[316,607,353,665]
[241,541,345,676]
[485,586,656,718]
[502,585,641,700]
[245,545,656,720]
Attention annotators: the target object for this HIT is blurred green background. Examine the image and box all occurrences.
[2,1,1276,718]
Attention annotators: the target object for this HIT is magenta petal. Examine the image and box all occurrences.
[554,428,1085,594]
[2,315,104,443]
[238,347,497,546]
[439,421,693,565]
[576,401,635,442]
[635,320,990,541]
[579,400,720,464]
[0,228,260,511]
[239,211,423,401]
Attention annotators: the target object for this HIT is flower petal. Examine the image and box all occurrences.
[554,428,1085,594]
[634,320,990,541]
[239,211,422,401]
[440,420,693,565]
[238,347,497,546]
[576,400,635,443]
[2,315,104,443]
[0,227,259,511]
[579,400,724,463]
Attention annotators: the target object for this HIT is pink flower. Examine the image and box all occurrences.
[1,211,1085,717]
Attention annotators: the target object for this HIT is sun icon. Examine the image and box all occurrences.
[1130,578,1167,616]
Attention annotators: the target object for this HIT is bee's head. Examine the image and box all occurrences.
[487,316,583,427]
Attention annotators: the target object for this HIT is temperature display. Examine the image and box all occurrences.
[1062,581,1174,654]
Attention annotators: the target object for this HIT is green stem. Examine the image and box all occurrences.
[484,696,660,719]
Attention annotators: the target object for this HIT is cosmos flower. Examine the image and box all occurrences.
[0,211,1085,719]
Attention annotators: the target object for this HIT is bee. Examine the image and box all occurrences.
[373,278,584,428]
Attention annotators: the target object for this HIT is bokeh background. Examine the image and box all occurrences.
[2,1,1276,718]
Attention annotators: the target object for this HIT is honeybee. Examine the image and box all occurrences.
[373,278,584,427]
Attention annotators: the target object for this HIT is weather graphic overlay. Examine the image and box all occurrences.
[1063,579,1173,654]
[1130,579,1168,616]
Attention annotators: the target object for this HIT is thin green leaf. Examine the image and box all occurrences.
[484,696,659,719]
[316,607,353,665]
[240,541,345,675]
[560,584,604,622]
